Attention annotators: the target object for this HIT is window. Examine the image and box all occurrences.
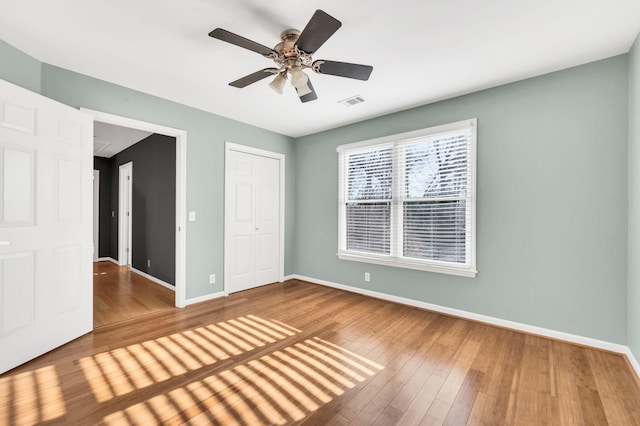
[337,119,477,277]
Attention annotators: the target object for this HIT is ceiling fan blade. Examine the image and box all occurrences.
[295,10,342,54]
[298,79,318,103]
[229,68,278,88]
[209,28,277,56]
[313,60,373,81]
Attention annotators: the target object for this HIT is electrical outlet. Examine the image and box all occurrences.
[364,272,370,282]
[209,274,216,284]
[147,259,151,268]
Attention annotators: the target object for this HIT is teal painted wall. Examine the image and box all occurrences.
[295,56,629,344]
[0,38,634,347]
[38,64,296,300]
[629,34,640,361]
[0,40,41,93]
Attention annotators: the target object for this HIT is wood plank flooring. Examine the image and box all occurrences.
[93,261,175,328]
[2,279,639,425]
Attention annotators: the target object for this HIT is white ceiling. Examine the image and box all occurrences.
[1,1,639,138]
[94,121,152,158]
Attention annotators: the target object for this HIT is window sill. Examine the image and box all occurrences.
[337,252,477,278]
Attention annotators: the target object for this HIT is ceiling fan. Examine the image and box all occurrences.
[209,9,373,103]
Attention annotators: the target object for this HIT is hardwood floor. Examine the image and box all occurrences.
[2,279,639,425]
[93,261,175,328]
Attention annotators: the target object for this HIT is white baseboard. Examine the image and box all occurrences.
[287,274,631,356]
[131,268,175,292]
[624,347,640,382]
[185,291,225,306]
[97,257,119,265]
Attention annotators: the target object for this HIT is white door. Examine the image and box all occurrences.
[93,170,99,262]
[225,148,281,293]
[118,162,132,266]
[0,79,93,374]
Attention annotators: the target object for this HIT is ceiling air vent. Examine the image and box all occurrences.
[338,95,365,107]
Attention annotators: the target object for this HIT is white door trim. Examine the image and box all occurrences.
[224,142,285,296]
[118,162,133,266]
[80,108,187,308]
[93,170,100,262]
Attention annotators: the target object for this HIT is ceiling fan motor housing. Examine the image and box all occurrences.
[272,30,313,70]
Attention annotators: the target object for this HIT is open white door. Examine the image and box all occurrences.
[118,162,132,266]
[93,170,99,262]
[0,79,93,373]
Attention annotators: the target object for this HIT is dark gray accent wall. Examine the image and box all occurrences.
[93,157,112,258]
[110,133,177,285]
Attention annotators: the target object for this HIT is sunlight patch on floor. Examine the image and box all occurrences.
[102,337,384,425]
[79,315,299,402]
[0,365,66,425]
[0,316,383,425]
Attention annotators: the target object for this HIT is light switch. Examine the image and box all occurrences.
[189,211,196,221]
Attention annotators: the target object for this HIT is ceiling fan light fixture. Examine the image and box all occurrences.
[289,67,308,87]
[289,67,312,97]
[295,82,313,97]
[269,73,287,94]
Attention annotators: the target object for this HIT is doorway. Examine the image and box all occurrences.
[84,108,187,309]
[224,142,285,294]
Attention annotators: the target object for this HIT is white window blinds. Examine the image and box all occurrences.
[346,146,392,255]
[337,119,477,277]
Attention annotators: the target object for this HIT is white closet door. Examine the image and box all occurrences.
[225,149,280,293]
[0,79,93,373]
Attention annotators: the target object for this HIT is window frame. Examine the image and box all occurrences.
[337,119,477,277]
